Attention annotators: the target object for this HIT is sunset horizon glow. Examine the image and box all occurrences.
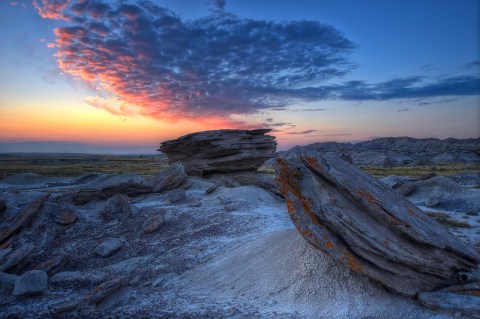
[1,0,479,154]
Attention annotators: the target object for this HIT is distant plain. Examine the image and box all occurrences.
[1,153,479,180]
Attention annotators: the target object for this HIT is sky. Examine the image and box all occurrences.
[0,0,479,153]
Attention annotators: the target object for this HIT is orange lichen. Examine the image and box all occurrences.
[406,207,418,217]
[303,156,324,171]
[341,250,362,273]
[275,158,322,227]
[356,189,379,205]
[325,241,334,249]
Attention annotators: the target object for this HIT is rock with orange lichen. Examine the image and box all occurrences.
[158,129,277,175]
[274,153,480,297]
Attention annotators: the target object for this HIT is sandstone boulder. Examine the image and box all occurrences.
[158,129,276,175]
[150,162,188,193]
[417,282,480,318]
[95,238,124,257]
[0,194,50,244]
[13,270,48,296]
[275,154,480,296]
[73,173,153,205]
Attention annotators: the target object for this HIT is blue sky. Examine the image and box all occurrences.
[0,0,479,153]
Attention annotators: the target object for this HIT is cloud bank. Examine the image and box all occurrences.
[35,0,480,122]
[36,0,355,120]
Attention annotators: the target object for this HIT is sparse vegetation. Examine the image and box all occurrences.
[425,211,472,228]
[426,211,450,218]
[466,210,479,216]
[362,164,480,178]
[0,154,169,179]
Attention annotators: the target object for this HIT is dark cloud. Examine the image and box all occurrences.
[334,75,480,101]
[288,108,332,112]
[35,0,355,120]
[461,60,480,70]
[34,0,480,123]
[417,97,459,106]
[286,130,317,135]
[269,122,290,127]
[317,133,352,136]
[210,0,226,10]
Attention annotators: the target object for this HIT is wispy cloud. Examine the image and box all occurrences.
[317,133,352,137]
[397,108,410,112]
[286,130,317,135]
[334,75,480,101]
[289,108,332,112]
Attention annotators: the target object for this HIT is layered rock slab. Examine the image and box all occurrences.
[158,129,276,175]
[274,154,480,296]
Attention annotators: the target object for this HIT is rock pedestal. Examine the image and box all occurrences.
[158,129,276,175]
[274,154,480,296]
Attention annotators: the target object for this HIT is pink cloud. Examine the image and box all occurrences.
[33,0,71,20]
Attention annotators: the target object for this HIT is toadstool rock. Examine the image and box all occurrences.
[158,129,276,175]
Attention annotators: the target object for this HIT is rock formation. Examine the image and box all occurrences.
[149,162,188,193]
[417,282,480,318]
[73,173,153,205]
[275,136,480,167]
[274,153,480,296]
[0,194,50,244]
[158,129,276,175]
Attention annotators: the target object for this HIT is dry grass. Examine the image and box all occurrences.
[0,154,169,179]
[362,164,480,178]
[425,211,472,228]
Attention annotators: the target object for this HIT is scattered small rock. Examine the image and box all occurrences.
[35,255,68,276]
[0,243,34,273]
[100,195,132,222]
[168,189,186,203]
[188,200,201,208]
[206,183,220,195]
[83,277,125,305]
[143,215,164,234]
[52,300,80,315]
[94,238,124,257]
[13,270,48,296]
[52,209,76,225]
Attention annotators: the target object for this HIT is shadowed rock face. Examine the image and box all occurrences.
[158,129,277,175]
[274,154,480,297]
